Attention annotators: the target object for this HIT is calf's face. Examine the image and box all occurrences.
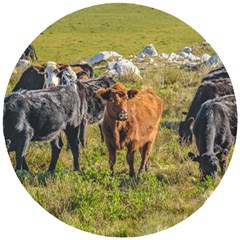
[44,64,60,88]
[61,67,77,86]
[98,83,138,121]
[188,152,218,180]
[34,62,64,88]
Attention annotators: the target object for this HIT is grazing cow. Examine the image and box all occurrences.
[3,86,81,172]
[20,44,38,61]
[178,79,234,145]
[188,95,237,180]
[98,83,163,177]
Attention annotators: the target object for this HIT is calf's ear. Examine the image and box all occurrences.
[188,117,195,129]
[127,89,138,99]
[33,65,45,73]
[221,149,229,161]
[58,64,69,71]
[97,88,111,100]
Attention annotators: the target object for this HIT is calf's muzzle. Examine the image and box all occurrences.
[119,112,128,121]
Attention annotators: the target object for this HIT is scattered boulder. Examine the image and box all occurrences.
[179,52,189,59]
[16,59,31,68]
[182,46,193,54]
[168,53,181,61]
[206,53,222,67]
[200,53,211,63]
[107,58,141,79]
[186,53,200,62]
[159,53,169,59]
[87,51,122,65]
[137,52,145,59]
[139,44,158,57]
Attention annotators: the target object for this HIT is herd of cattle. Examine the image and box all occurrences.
[3,50,237,181]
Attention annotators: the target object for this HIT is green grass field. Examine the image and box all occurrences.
[6,3,230,237]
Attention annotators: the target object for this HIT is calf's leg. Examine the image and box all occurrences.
[48,136,63,172]
[98,123,104,143]
[65,126,80,171]
[80,119,87,148]
[106,144,116,176]
[127,144,136,177]
[15,131,31,171]
[138,142,153,176]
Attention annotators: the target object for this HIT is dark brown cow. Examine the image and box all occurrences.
[98,83,163,177]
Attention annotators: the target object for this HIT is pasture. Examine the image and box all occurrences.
[5,3,232,237]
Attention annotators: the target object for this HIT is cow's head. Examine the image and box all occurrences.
[97,83,138,121]
[188,152,218,180]
[59,66,78,86]
[34,62,66,88]
[178,117,194,145]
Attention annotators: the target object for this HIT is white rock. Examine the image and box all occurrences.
[137,52,145,59]
[107,58,141,79]
[149,58,154,63]
[182,46,193,54]
[106,61,116,70]
[179,52,189,59]
[200,53,211,63]
[141,44,158,56]
[168,53,181,61]
[187,53,200,62]
[87,51,122,65]
[206,53,222,67]
[159,53,169,59]
[16,59,31,68]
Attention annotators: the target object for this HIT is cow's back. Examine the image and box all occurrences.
[201,66,230,82]
[4,86,81,143]
[127,89,163,142]
[193,95,237,154]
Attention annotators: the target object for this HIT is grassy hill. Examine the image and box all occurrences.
[6,3,228,238]
[31,3,212,63]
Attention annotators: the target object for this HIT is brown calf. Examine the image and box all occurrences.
[98,83,163,177]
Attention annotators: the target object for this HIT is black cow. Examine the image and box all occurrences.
[188,95,237,180]
[3,86,81,171]
[179,78,234,145]
[13,66,44,91]
[20,44,38,61]
[201,66,230,82]
[76,77,116,147]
